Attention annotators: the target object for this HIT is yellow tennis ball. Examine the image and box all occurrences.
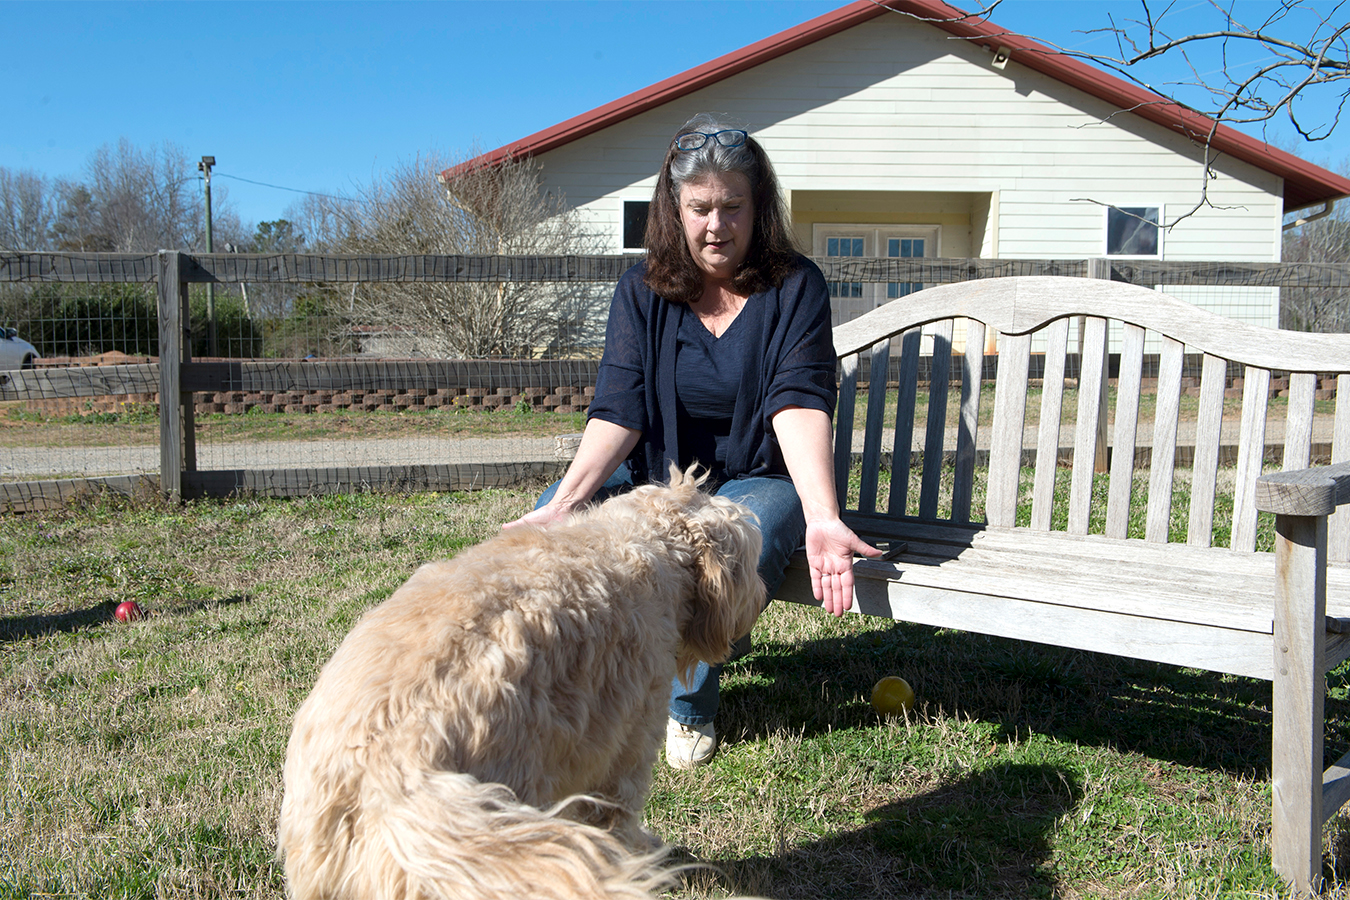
[870,676,915,716]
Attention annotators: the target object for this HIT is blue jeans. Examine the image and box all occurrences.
[534,464,806,726]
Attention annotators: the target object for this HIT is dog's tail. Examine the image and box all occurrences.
[288,770,675,900]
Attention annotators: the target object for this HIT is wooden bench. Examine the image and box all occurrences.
[772,275,1350,893]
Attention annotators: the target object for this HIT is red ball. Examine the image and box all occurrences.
[114,601,144,623]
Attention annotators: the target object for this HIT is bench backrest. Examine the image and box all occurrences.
[831,276,1350,560]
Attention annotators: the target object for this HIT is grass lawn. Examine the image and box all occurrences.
[4,482,1350,898]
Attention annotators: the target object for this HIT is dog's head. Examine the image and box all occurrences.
[613,465,765,684]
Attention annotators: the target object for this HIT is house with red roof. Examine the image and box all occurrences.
[447,0,1350,332]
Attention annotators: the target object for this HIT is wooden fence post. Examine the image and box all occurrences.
[157,251,185,502]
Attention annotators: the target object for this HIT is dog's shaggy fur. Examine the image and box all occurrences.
[278,467,765,900]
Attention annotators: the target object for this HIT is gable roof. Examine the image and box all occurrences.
[446,0,1349,213]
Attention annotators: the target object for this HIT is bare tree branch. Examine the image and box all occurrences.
[0,168,58,252]
[326,151,606,358]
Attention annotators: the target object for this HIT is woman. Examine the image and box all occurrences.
[505,114,880,768]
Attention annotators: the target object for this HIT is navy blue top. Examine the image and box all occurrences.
[675,307,749,480]
[588,257,837,485]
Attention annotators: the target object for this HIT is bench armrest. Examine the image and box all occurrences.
[1255,462,1350,516]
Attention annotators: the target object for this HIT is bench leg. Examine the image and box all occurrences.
[1271,513,1328,894]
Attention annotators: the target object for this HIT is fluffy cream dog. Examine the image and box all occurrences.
[278,466,765,900]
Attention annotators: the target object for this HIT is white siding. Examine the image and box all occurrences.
[534,12,1287,328]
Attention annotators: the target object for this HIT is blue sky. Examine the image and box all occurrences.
[3,1,1343,230]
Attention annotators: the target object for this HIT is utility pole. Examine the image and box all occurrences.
[198,155,217,356]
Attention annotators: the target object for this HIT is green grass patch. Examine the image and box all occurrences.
[2,485,1347,898]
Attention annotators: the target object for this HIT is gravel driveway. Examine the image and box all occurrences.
[4,416,1334,481]
[2,436,561,479]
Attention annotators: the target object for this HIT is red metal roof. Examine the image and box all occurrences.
[445,0,1349,212]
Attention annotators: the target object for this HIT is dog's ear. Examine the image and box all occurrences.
[674,505,765,684]
[666,462,709,494]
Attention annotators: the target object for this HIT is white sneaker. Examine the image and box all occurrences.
[665,717,717,770]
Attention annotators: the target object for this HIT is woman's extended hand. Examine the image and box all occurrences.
[501,502,574,530]
[771,406,883,617]
[805,518,883,617]
[501,418,641,531]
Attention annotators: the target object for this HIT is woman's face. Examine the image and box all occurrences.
[677,171,755,285]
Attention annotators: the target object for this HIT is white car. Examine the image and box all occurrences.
[0,328,39,370]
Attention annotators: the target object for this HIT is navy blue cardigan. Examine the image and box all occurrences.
[588,257,837,484]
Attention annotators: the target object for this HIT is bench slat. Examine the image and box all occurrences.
[920,320,955,520]
[1106,323,1146,539]
[1232,366,1272,551]
[891,534,1285,587]
[1324,748,1350,826]
[953,320,986,524]
[832,277,1350,373]
[841,511,1350,587]
[835,352,860,509]
[872,522,1328,590]
[1187,353,1229,547]
[882,556,1277,631]
[1069,317,1108,534]
[1031,317,1070,531]
[858,341,892,514]
[1146,336,1185,543]
[1333,373,1350,564]
[779,557,1277,679]
[844,509,1283,577]
[986,331,1031,527]
[887,328,923,518]
[1285,372,1317,472]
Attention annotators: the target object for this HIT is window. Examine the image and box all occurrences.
[825,236,865,298]
[885,237,926,300]
[814,225,939,325]
[1106,206,1161,257]
[622,201,650,250]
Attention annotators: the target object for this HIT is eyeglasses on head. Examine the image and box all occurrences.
[673,130,748,151]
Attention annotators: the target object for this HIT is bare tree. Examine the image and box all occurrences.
[890,1,1348,226]
[283,192,358,253]
[335,151,604,358]
[0,168,59,251]
[48,139,244,253]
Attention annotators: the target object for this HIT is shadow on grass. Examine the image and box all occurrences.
[720,621,1350,777]
[675,762,1080,900]
[0,593,253,644]
[0,601,119,642]
[180,592,252,615]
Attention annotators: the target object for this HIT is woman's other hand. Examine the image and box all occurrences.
[805,517,883,616]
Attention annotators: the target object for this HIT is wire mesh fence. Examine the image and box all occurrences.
[1,252,1347,511]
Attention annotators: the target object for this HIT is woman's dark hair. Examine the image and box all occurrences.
[643,114,801,303]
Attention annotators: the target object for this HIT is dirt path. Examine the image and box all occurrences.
[5,415,1337,481]
[2,436,561,479]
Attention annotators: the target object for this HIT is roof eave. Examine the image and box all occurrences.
[443,0,1350,211]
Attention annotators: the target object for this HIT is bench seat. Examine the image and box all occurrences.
[782,519,1350,680]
